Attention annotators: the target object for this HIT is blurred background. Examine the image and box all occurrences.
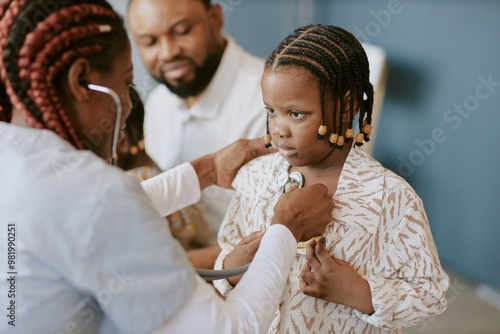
[111,0,500,332]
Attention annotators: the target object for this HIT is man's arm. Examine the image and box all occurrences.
[191,137,275,189]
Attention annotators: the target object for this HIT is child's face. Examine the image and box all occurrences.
[262,66,339,168]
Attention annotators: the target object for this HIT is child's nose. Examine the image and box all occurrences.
[272,120,290,138]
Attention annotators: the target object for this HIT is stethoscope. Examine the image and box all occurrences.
[85,82,251,280]
[84,83,300,281]
[197,171,306,281]
[85,83,122,166]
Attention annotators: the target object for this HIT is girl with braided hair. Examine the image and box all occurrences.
[0,1,336,333]
[214,24,449,333]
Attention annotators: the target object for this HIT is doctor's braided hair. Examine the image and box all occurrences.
[128,0,211,10]
[0,0,128,149]
[263,24,374,149]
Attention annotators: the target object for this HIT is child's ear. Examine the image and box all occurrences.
[342,91,360,119]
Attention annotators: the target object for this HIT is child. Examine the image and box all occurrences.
[213,24,449,333]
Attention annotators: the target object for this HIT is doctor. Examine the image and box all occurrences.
[0,1,334,333]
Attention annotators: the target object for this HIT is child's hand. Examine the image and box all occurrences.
[299,237,375,315]
[224,231,265,286]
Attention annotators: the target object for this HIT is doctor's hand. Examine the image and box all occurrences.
[224,231,264,286]
[300,237,375,315]
[191,137,276,190]
[272,183,334,243]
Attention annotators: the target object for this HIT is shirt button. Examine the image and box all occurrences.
[297,248,306,255]
[330,231,339,242]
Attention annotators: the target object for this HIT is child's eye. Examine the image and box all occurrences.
[290,111,304,119]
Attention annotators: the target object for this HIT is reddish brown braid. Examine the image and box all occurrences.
[0,0,128,150]
[0,0,24,122]
[21,21,113,146]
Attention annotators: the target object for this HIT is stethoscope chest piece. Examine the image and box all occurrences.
[288,171,304,188]
[274,169,305,193]
[275,169,289,188]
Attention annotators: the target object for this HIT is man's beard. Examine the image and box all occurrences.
[158,48,223,99]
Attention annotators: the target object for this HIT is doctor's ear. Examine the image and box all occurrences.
[66,58,93,102]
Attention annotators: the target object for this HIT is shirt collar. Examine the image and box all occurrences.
[333,146,383,235]
[178,36,243,120]
[263,146,382,235]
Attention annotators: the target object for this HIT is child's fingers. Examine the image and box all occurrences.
[246,233,264,253]
[240,230,265,245]
[305,239,322,270]
[314,237,337,267]
[300,262,312,279]
[299,262,317,295]
[332,257,349,266]
[300,277,317,296]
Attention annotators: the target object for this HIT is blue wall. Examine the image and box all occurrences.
[113,0,500,288]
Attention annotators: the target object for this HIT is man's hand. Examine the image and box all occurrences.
[191,137,275,190]
[271,183,334,242]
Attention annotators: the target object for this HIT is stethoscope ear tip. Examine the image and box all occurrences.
[83,83,122,166]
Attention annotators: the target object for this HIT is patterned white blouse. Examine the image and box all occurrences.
[214,146,449,333]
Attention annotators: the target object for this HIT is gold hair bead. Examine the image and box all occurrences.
[329,133,338,144]
[337,136,345,147]
[129,146,139,155]
[137,139,145,151]
[99,24,112,33]
[318,124,327,136]
[345,128,354,139]
[264,134,272,146]
[363,122,372,135]
[355,132,364,143]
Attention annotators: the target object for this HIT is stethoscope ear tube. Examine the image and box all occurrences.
[195,263,250,282]
[86,83,122,166]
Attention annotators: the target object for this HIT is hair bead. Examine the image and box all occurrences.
[98,24,112,32]
[137,138,145,151]
[337,135,345,147]
[329,133,338,145]
[129,145,139,155]
[362,121,372,142]
[317,124,327,139]
[264,133,272,148]
[355,132,364,146]
[363,122,372,135]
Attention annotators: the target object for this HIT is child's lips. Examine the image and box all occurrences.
[278,145,298,157]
